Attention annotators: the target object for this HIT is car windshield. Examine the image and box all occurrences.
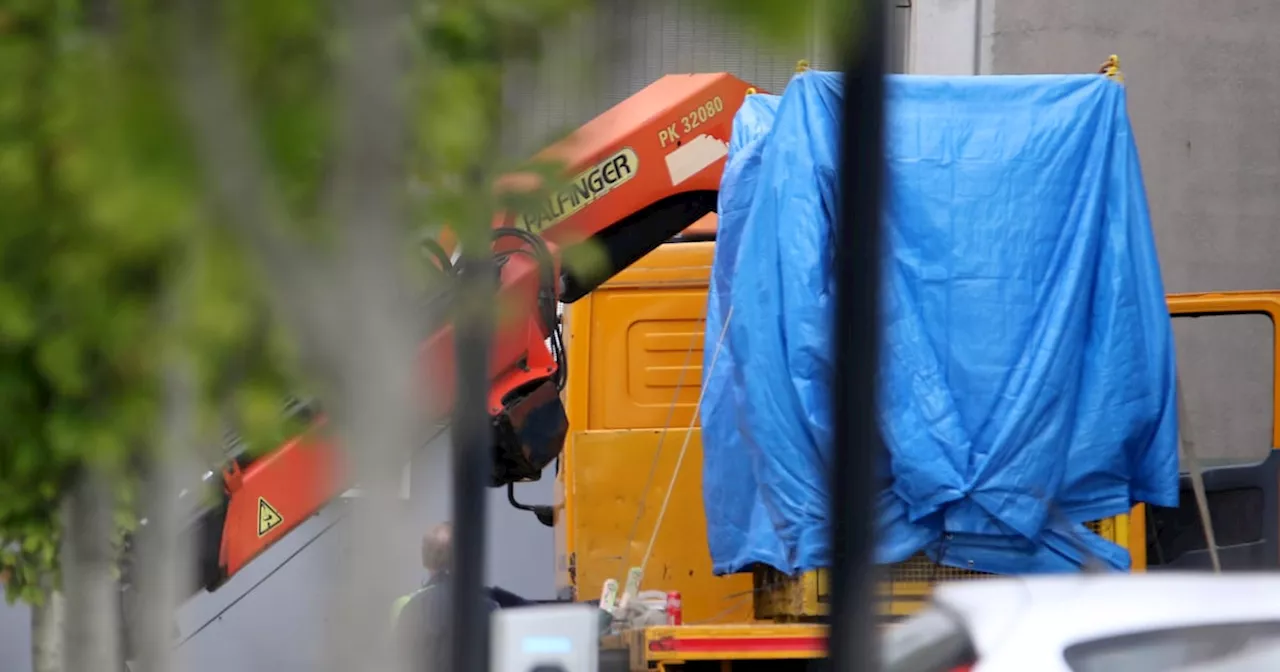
[1179,642,1280,672]
[1064,621,1280,672]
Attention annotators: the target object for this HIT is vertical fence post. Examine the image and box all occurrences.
[828,1,887,671]
[451,251,497,672]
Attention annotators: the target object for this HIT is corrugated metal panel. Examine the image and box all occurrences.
[503,0,811,155]
[611,0,803,99]
[498,9,602,156]
[500,1,912,156]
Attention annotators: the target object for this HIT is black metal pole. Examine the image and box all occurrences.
[828,1,887,671]
[450,252,496,672]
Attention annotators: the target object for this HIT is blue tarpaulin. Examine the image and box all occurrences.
[700,71,1180,577]
[702,92,789,573]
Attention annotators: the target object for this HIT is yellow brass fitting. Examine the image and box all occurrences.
[1100,54,1124,83]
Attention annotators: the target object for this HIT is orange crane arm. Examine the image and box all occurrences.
[171,72,764,598]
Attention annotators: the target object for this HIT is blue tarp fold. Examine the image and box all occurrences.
[701,72,1179,577]
[702,92,790,574]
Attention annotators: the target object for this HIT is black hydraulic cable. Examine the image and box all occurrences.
[493,245,557,332]
[420,236,455,274]
[490,228,568,388]
[493,228,558,326]
[828,1,887,671]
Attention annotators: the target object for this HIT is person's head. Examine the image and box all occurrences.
[421,521,453,576]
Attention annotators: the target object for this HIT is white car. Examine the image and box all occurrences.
[884,572,1280,672]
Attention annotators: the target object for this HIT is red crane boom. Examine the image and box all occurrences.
[175,72,762,597]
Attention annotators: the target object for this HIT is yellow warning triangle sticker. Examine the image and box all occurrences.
[257,497,284,537]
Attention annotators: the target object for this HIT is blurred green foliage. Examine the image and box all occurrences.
[0,1,303,606]
[0,0,828,608]
[0,0,596,608]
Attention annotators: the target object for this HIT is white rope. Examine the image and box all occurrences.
[639,306,734,575]
[615,312,703,580]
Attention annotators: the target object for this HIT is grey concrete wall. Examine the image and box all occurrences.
[985,0,1280,464]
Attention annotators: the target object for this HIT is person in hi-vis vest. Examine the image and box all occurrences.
[390,522,456,626]
[393,522,539,669]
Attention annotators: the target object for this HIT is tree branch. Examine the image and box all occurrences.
[320,2,424,671]
[129,255,199,672]
[171,2,433,669]
[170,0,428,669]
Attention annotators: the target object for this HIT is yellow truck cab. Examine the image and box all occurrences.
[553,214,1280,669]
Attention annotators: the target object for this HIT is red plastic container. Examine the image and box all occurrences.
[665,590,683,626]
